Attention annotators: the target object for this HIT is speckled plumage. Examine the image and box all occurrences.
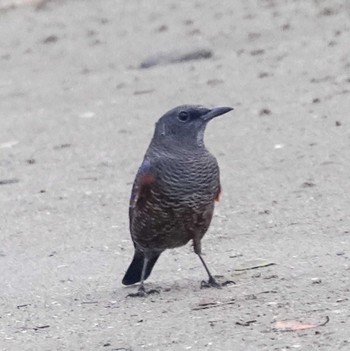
[122,105,233,295]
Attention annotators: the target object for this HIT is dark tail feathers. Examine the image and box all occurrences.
[122,250,161,285]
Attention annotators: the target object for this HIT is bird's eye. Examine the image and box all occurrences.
[178,111,190,122]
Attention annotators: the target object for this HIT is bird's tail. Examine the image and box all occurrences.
[122,250,161,286]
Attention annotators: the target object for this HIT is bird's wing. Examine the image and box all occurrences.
[215,183,221,202]
[129,159,155,226]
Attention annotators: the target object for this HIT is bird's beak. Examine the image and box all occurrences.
[202,106,234,121]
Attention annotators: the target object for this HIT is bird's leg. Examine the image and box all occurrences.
[193,238,235,288]
[193,238,221,288]
[127,255,159,298]
[198,254,222,289]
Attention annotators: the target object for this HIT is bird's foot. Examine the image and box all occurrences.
[127,286,160,298]
[201,276,222,289]
[200,276,236,289]
[222,279,236,286]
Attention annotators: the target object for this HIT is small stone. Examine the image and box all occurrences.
[156,25,168,32]
[302,181,316,188]
[43,35,58,44]
[250,49,265,56]
[320,8,335,16]
[258,72,270,78]
[259,108,271,116]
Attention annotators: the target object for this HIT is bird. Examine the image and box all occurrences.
[122,105,233,296]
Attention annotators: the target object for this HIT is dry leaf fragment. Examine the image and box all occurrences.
[192,299,235,311]
[0,178,19,185]
[140,48,213,69]
[274,316,329,332]
[233,259,276,271]
[236,320,257,326]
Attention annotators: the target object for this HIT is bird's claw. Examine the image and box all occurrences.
[127,287,160,298]
[200,277,222,289]
[222,279,236,286]
[200,277,235,289]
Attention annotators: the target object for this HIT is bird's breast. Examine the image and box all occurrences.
[151,154,219,207]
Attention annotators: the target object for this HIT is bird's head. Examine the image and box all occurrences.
[151,105,233,149]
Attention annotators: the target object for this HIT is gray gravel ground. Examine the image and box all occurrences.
[1,1,350,350]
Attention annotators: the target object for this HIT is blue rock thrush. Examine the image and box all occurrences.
[122,105,233,296]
